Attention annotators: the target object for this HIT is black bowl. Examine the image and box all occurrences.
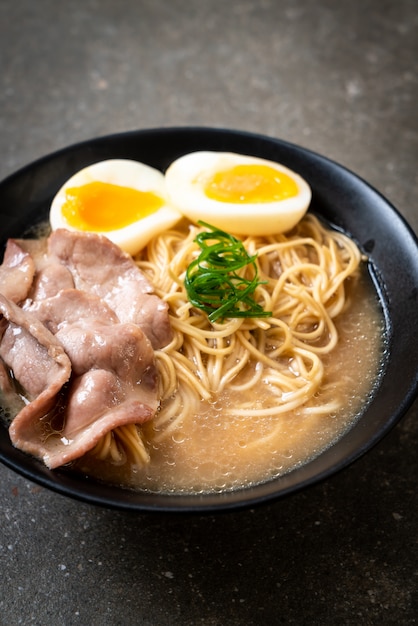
[1,127,418,513]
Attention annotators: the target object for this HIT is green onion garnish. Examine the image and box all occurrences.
[184,221,272,323]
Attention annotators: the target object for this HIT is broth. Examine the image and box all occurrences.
[73,267,385,494]
[0,215,386,495]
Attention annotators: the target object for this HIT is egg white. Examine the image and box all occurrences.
[50,159,183,255]
[164,151,312,236]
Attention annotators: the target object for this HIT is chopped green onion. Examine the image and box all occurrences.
[184,221,272,323]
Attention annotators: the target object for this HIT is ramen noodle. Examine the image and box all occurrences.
[71,214,384,493]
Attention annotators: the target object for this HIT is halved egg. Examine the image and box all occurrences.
[50,159,183,255]
[164,151,312,236]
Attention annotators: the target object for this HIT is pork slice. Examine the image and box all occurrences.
[33,320,158,469]
[0,294,71,399]
[48,229,172,349]
[55,319,154,378]
[44,370,156,468]
[5,284,159,469]
[0,294,72,462]
[30,263,75,301]
[48,229,154,293]
[15,237,74,301]
[28,288,119,335]
[0,240,36,303]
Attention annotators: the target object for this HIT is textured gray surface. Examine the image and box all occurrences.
[0,1,417,624]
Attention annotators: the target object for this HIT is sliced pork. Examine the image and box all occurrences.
[0,293,72,462]
[0,240,35,303]
[48,229,172,349]
[0,294,71,400]
[12,326,158,469]
[28,288,119,335]
[3,287,159,469]
[0,228,170,470]
[15,238,75,301]
[49,322,158,468]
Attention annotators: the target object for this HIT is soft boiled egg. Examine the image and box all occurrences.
[50,159,183,255]
[164,151,312,236]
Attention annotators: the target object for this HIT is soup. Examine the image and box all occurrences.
[70,215,385,494]
[0,172,385,495]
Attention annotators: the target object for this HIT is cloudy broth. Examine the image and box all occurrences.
[74,266,385,494]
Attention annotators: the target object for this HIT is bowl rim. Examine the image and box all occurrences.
[1,125,418,513]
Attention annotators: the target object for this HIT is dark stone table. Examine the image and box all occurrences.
[1,1,416,623]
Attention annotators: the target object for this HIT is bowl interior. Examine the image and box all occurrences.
[1,127,418,512]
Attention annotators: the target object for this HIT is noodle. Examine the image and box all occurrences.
[91,424,150,465]
[105,214,360,460]
[88,214,364,472]
[0,194,381,491]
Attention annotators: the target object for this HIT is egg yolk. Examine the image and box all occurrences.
[61,181,165,232]
[203,164,299,204]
